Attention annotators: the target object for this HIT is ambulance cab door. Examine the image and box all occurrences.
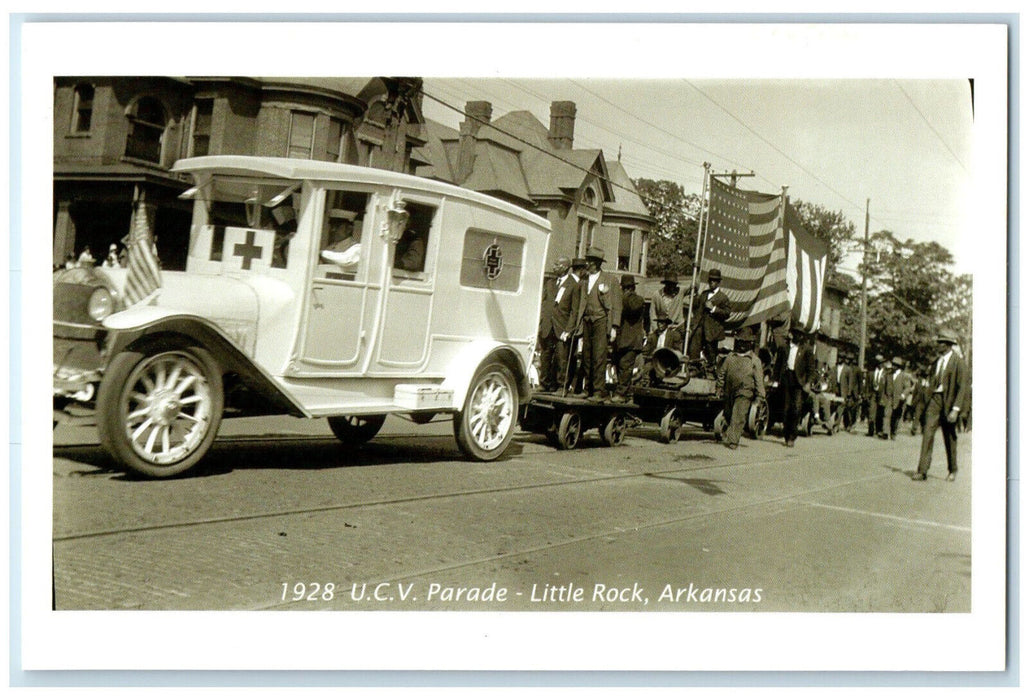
[299,188,378,370]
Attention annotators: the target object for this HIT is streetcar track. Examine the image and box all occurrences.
[253,471,893,611]
[53,439,899,543]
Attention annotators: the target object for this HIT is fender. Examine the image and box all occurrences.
[440,339,530,409]
[103,312,307,417]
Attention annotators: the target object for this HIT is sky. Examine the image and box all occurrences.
[421,78,975,278]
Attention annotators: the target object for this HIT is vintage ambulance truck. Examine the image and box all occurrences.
[54,156,550,477]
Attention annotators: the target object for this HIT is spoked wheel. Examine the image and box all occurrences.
[801,412,813,437]
[554,411,582,450]
[600,412,628,447]
[746,398,769,438]
[659,408,681,443]
[328,414,386,444]
[454,362,518,460]
[96,344,223,478]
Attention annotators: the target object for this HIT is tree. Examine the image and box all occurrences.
[634,178,702,279]
[856,230,970,368]
[790,199,857,273]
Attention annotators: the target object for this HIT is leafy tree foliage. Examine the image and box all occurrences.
[633,178,701,279]
[790,199,856,273]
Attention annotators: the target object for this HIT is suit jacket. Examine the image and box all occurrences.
[575,270,623,335]
[616,290,646,351]
[866,367,884,402]
[892,369,915,409]
[877,368,894,407]
[692,287,732,342]
[932,350,970,416]
[545,273,580,337]
[839,364,856,400]
[538,276,558,339]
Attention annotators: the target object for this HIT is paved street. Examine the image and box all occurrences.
[52,416,971,612]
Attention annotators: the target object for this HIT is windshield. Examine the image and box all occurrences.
[191,176,301,269]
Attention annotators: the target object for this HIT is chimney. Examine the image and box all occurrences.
[548,101,576,150]
[456,101,491,182]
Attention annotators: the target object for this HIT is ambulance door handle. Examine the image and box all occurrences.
[311,286,325,310]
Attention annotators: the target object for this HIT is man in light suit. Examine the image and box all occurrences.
[913,329,970,481]
[574,246,622,401]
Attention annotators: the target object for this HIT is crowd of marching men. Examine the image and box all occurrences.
[537,248,971,475]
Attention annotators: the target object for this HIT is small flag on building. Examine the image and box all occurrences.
[124,199,162,306]
[700,177,790,328]
[784,203,828,333]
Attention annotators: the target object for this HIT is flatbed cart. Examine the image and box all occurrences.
[520,392,637,450]
[632,378,724,443]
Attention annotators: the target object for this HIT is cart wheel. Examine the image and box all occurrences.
[746,398,768,438]
[659,408,681,443]
[600,413,628,447]
[555,411,581,450]
[713,410,727,438]
[801,412,813,436]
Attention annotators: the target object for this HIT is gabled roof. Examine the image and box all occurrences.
[603,159,653,219]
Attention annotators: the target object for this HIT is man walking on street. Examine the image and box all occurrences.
[889,357,914,439]
[912,329,969,482]
[718,326,765,449]
[777,327,816,447]
[866,354,885,437]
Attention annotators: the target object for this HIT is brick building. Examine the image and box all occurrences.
[53,76,426,269]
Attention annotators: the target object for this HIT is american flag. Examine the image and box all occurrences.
[124,199,162,306]
[785,204,828,333]
[700,177,790,328]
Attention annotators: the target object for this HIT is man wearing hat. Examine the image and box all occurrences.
[574,247,622,400]
[321,208,362,270]
[537,257,568,392]
[913,329,969,481]
[838,352,858,432]
[688,268,731,365]
[717,326,765,449]
[865,354,886,437]
[889,357,915,439]
[875,356,895,439]
[612,275,645,402]
[777,326,817,447]
[650,273,686,332]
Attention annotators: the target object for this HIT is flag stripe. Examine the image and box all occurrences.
[124,201,162,306]
[784,203,828,333]
[701,177,790,327]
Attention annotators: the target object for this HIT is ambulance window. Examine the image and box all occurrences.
[459,229,524,292]
[317,190,370,280]
[394,202,435,274]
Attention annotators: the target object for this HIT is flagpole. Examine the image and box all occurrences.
[685,162,711,350]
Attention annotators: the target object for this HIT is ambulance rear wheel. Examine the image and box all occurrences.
[555,411,581,450]
[454,362,518,461]
[328,414,386,444]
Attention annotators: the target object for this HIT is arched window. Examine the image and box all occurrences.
[71,83,94,133]
[125,96,167,164]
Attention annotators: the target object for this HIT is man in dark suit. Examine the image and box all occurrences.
[537,257,571,392]
[612,275,645,402]
[865,354,884,437]
[688,268,732,364]
[778,327,817,447]
[889,357,914,439]
[574,247,622,401]
[910,367,930,436]
[913,329,969,481]
[877,357,894,439]
[838,353,858,432]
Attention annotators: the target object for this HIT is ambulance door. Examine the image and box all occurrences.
[299,189,376,369]
[375,197,438,369]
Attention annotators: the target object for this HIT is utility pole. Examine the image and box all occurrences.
[858,198,870,369]
[712,169,755,188]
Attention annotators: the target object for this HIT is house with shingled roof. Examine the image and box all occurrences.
[414,100,654,278]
